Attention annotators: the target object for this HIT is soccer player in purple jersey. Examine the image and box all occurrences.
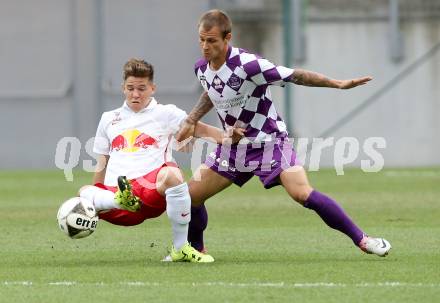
[177,9,391,257]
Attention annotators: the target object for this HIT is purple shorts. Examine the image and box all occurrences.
[205,137,296,189]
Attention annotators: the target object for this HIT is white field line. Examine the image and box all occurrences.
[2,281,439,288]
[3,281,33,286]
[48,281,76,286]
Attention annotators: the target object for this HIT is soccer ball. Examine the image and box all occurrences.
[57,197,98,239]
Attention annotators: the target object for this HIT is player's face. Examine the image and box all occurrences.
[198,25,231,67]
[123,76,156,113]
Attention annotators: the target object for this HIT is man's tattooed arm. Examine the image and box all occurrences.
[290,68,372,89]
[186,91,214,124]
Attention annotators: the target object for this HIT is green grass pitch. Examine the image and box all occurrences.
[1,168,439,302]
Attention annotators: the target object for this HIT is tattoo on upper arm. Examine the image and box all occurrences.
[188,92,214,122]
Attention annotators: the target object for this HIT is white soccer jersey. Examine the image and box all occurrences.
[195,46,294,142]
[93,98,186,186]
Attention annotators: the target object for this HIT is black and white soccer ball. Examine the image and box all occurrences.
[57,197,98,239]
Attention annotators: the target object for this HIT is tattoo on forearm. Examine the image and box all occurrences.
[187,91,214,123]
[291,69,337,88]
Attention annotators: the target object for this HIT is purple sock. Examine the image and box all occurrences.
[304,190,364,246]
[188,204,208,251]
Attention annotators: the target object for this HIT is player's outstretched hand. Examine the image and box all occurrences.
[176,118,196,142]
[224,127,245,144]
[337,76,372,89]
[231,127,245,144]
[174,119,196,152]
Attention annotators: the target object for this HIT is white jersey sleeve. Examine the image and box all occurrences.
[93,113,111,155]
[163,104,187,135]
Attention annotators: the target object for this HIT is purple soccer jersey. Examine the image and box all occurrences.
[195,46,297,188]
[195,46,294,142]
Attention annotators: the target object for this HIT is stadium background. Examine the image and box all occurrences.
[1,2,439,302]
[1,0,439,170]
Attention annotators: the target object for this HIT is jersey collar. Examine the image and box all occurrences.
[122,97,158,113]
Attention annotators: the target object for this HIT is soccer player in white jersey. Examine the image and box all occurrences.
[175,10,391,257]
[78,58,243,263]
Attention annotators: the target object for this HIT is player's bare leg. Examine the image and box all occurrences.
[187,164,233,251]
[278,165,314,205]
[279,165,391,256]
[189,164,233,205]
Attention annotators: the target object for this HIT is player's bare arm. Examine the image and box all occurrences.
[187,91,214,124]
[290,68,372,89]
[175,122,244,152]
[175,91,214,142]
[194,122,245,144]
[92,154,109,184]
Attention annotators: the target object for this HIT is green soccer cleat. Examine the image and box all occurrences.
[114,176,141,212]
[163,242,214,263]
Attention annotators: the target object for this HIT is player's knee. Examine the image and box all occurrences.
[157,166,184,189]
[78,185,93,196]
[290,186,313,204]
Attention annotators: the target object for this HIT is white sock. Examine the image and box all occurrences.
[80,186,121,211]
[165,183,191,250]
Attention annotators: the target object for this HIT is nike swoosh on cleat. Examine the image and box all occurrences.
[181,213,190,217]
[380,239,387,248]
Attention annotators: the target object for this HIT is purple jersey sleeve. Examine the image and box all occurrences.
[241,54,294,87]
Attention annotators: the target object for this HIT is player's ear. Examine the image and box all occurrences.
[225,32,232,43]
[151,83,157,95]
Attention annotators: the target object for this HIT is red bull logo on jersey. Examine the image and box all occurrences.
[111,129,158,153]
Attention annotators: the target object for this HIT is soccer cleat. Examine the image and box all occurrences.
[163,242,214,263]
[114,176,141,212]
[359,236,392,257]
